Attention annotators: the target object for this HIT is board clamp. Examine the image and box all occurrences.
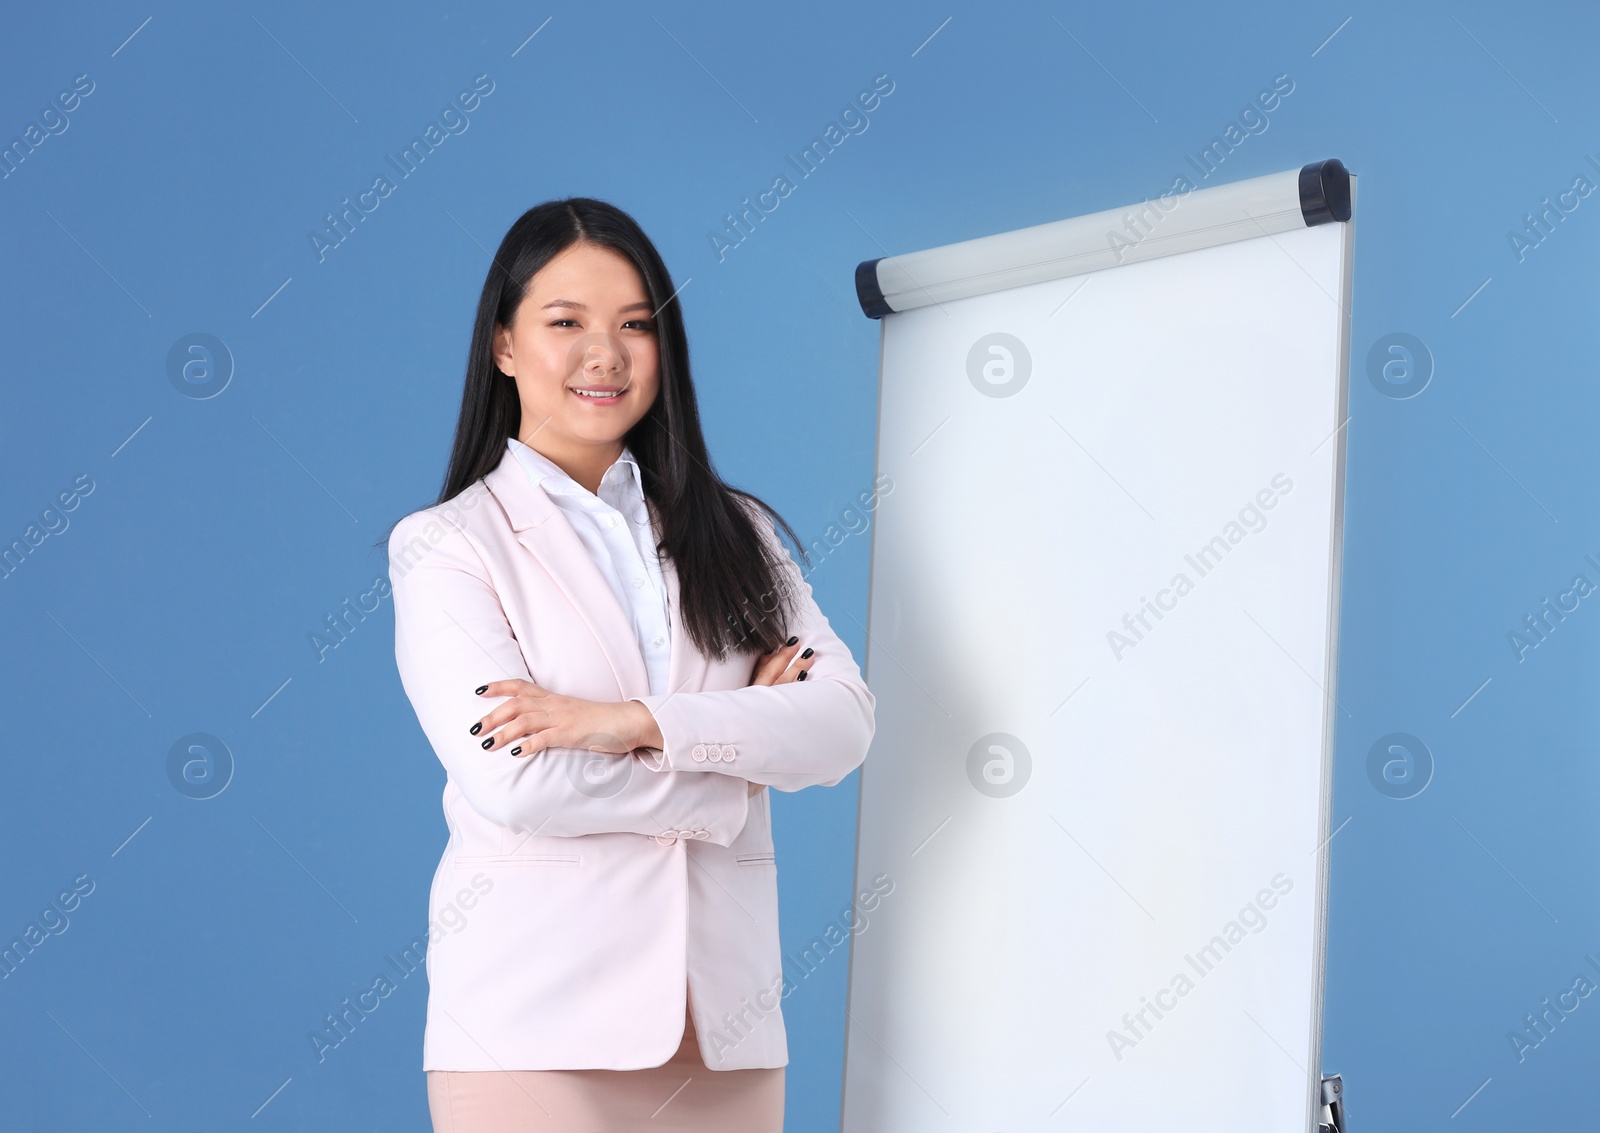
[1318,1073,1345,1133]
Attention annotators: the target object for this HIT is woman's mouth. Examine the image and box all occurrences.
[570,386,626,405]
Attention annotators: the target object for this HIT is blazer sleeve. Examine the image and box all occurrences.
[388,510,752,845]
[628,505,876,793]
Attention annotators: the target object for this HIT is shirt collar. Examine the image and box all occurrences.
[505,435,643,504]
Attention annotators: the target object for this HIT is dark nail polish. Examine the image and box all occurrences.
[470,723,482,735]
[510,747,522,756]
[797,670,808,681]
[786,636,798,647]
[475,685,488,695]
[481,738,494,749]
[800,647,813,659]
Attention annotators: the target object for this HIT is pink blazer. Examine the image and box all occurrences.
[388,449,875,1071]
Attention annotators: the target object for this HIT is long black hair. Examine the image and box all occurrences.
[395,197,807,662]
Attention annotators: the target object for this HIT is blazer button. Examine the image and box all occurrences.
[723,745,737,761]
[692,829,709,839]
[691,744,707,762]
[707,744,724,762]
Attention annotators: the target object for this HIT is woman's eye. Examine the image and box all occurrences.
[549,319,652,330]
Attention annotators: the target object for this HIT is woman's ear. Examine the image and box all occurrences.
[492,323,515,376]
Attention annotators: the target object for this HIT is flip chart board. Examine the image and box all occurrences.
[841,161,1355,1132]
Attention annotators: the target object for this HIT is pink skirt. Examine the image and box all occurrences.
[425,1001,785,1133]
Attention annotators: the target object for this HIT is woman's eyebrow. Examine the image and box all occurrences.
[541,299,654,312]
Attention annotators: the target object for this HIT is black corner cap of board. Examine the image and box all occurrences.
[1299,158,1352,225]
[855,258,890,319]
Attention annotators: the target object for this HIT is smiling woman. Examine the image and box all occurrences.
[490,241,663,478]
[382,197,875,1132]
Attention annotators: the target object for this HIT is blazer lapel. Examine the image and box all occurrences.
[483,452,651,702]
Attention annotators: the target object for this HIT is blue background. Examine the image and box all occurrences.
[2,0,1596,1128]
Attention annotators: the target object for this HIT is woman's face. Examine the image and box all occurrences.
[492,241,661,463]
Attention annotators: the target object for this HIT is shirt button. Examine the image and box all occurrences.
[606,516,618,528]
[652,635,665,647]
[633,576,645,588]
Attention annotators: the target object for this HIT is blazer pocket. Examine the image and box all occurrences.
[451,853,581,867]
[735,852,776,866]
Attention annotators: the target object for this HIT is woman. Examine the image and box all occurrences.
[385,197,875,1132]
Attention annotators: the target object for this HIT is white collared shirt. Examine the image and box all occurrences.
[505,436,672,697]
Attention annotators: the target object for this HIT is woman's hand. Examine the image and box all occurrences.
[741,636,817,795]
[470,680,645,759]
[749,635,816,686]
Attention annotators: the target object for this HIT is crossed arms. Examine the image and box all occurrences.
[388,510,875,847]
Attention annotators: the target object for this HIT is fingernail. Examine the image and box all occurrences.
[475,685,488,695]
[481,738,494,749]
[510,746,522,756]
[800,647,813,659]
[469,723,482,735]
[797,670,808,681]
[786,636,798,646]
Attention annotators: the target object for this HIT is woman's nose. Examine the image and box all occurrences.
[567,332,634,381]
[583,343,623,374]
